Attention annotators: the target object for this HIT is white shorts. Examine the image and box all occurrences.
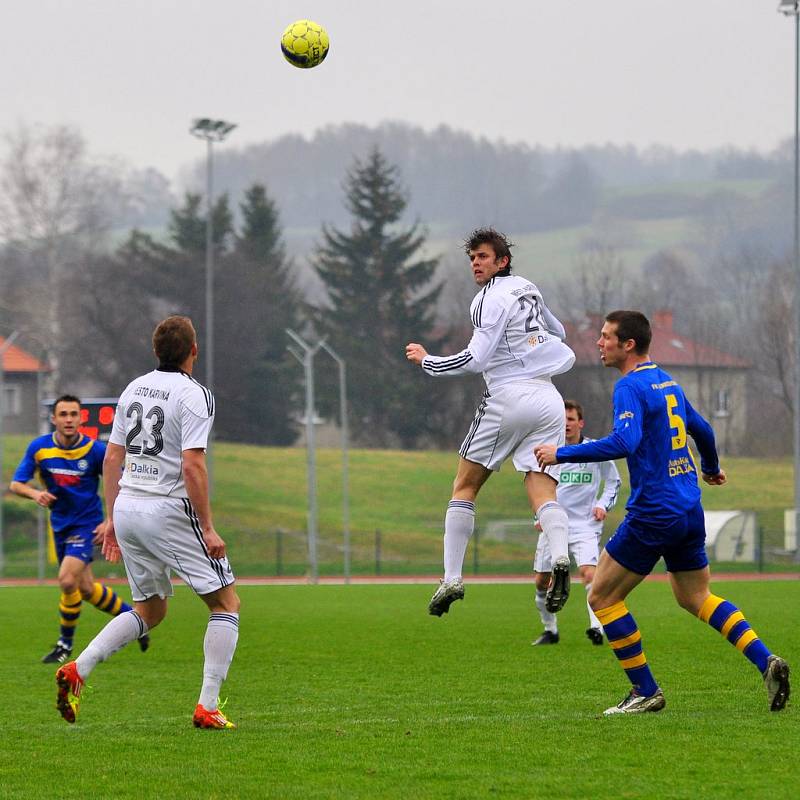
[459,379,565,476]
[534,527,601,572]
[114,495,235,601]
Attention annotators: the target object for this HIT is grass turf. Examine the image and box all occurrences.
[1,580,798,799]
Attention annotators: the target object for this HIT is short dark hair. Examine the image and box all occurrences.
[464,227,513,268]
[53,394,81,414]
[605,310,652,355]
[564,399,584,420]
[153,316,196,367]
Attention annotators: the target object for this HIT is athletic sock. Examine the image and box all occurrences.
[75,610,148,679]
[536,502,569,563]
[585,583,602,631]
[595,601,659,697]
[697,594,771,674]
[443,500,475,582]
[86,582,131,616]
[58,590,82,649]
[198,613,240,711]
[535,589,558,633]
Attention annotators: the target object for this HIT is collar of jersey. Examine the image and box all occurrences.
[632,361,657,372]
[157,364,189,375]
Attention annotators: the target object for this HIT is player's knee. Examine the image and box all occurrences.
[219,591,241,615]
[675,592,704,615]
[587,586,607,611]
[534,573,550,592]
[59,574,79,594]
[578,566,595,585]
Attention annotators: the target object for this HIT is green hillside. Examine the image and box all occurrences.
[2,435,796,577]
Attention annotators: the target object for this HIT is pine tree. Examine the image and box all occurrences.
[117,192,233,386]
[214,184,303,444]
[313,148,442,447]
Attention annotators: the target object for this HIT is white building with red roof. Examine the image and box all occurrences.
[0,337,49,434]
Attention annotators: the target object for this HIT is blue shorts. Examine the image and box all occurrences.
[54,525,96,564]
[605,502,708,576]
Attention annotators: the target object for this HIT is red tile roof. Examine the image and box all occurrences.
[0,337,49,372]
[565,311,749,369]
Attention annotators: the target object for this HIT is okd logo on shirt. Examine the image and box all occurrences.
[560,471,592,484]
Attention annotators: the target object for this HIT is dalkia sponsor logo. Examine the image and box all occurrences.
[128,461,159,481]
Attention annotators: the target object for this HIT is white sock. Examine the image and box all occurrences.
[198,613,240,711]
[443,500,475,581]
[535,589,558,633]
[586,583,602,631]
[76,611,148,678]
[537,502,569,562]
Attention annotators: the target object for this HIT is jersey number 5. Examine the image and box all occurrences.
[125,402,165,456]
[665,394,687,450]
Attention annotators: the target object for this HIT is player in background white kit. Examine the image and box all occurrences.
[406,228,575,616]
[55,316,241,730]
[532,400,621,646]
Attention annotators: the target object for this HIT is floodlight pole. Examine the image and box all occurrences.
[0,330,21,576]
[319,341,351,584]
[189,118,237,493]
[779,2,800,558]
[287,329,325,584]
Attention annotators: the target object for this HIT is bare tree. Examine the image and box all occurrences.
[556,242,627,322]
[0,124,123,384]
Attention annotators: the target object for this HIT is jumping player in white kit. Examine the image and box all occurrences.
[406,228,575,616]
[532,399,621,646]
[55,316,241,729]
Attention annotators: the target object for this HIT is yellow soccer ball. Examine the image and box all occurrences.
[281,19,329,69]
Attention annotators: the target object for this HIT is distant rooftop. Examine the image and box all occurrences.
[565,310,749,369]
[0,337,49,372]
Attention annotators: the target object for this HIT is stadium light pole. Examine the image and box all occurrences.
[189,118,237,491]
[0,330,21,576]
[779,1,800,557]
[319,341,351,584]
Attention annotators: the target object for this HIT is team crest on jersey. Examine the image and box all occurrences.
[618,411,634,420]
[77,459,89,472]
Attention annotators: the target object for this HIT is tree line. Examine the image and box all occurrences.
[0,123,795,454]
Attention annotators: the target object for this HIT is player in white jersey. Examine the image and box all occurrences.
[55,316,240,730]
[532,400,621,646]
[406,228,576,616]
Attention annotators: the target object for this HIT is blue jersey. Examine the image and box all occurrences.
[12,433,106,532]
[556,362,719,523]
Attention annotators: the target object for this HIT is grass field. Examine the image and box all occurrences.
[1,580,797,799]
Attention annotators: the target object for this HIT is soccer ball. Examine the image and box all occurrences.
[281,19,329,69]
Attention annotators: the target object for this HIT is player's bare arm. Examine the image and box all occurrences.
[534,444,559,468]
[100,443,126,562]
[8,480,56,507]
[405,342,428,364]
[183,448,226,559]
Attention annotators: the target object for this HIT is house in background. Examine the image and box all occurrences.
[554,311,749,455]
[0,337,49,435]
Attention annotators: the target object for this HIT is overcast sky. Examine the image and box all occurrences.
[1,1,795,179]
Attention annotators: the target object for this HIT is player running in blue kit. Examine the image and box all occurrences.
[10,394,149,662]
[535,310,790,715]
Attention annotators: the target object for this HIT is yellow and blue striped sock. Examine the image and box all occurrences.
[87,582,132,617]
[58,590,82,648]
[697,594,771,674]
[596,600,659,697]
